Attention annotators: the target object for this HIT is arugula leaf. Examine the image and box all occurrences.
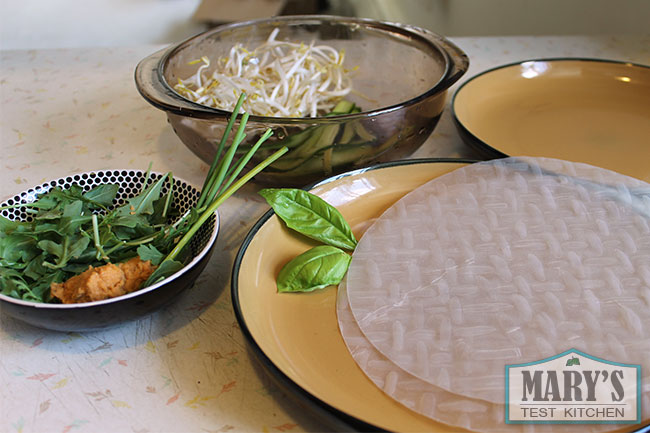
[48,186,83,206]
[82,184,119,207]
[277,245,351,293]
[24,255,49,280]
[67,236,92,260]
[115,175,167,216]
[151,194,176,225]
[34,209,63,220]
[109,214,150,229]
[63,200,83,217]
[0,234,38,263]
[0,264,58,301]
[37,239,64,260]
[0,267,29,291]
[30,223,60,235]
[38,236,90,269]
[137,244,164,266]
[259,188,357,251]
[0,216,19,232]
[58,214,93,235]
[30,271,64,301]
[144,259,184,286]
[26,190,61,211]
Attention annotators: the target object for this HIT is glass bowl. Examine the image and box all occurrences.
[135,15,468,186]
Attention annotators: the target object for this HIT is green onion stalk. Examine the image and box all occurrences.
[143,93,287,286]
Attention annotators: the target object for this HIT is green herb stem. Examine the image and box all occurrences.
[162,172,174,219]
[102,232,162,257]
[92,214,108,261]
[0,203,39,211]
[141,162,153,194]
[163,145,288,264]
[200,112,251,211]
[197,93,247,209]
[219,128,274,195]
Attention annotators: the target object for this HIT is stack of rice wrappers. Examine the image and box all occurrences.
[337,157,650,432]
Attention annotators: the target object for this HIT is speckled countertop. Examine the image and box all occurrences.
[1,35,649,433]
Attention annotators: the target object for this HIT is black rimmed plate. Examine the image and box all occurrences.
[452,58,650,183]
[232,157,650,432]
[231,159,477,431]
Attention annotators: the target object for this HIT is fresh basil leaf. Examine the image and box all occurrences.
[259,188,357,251]
[276,245,351,293]
[82,184,119,207]
[137,244,164,266]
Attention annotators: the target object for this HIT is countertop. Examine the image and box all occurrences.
[2,35,649,433]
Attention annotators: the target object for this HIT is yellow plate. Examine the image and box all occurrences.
[452,58,650,183]
[232,159,472,431]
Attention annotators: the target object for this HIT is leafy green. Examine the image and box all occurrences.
[259,188,357,251]
[0,183,141,301]
[115,174,167,217]
[258,187,358,293]
[82,184,119,207]
[0,234,38,264]
[136,244,165,266]
[144,259,184,286]
[277,245,351,293]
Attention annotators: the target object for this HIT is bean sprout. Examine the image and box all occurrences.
[174,29,355,117]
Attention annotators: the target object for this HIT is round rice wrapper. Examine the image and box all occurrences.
[344,157,650,408]
[337,279,641,432]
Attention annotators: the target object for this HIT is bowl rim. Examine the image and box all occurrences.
[135,14,469,123]
[450,56,650,156]
[0,169,220,309]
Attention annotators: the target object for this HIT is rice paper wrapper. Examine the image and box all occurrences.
[340,157,650,428]
[337,279,645,432]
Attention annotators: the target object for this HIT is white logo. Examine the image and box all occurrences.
[506,349,641,424]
